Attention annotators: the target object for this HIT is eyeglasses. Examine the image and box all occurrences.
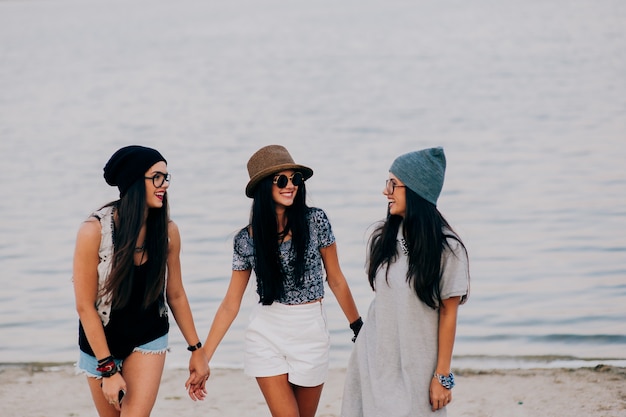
[273,172,304,188]
[145,172,171,188]
[385,179,406,194]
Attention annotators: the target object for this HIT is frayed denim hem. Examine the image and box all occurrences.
[74,362,102,379]
[133,346,170,355]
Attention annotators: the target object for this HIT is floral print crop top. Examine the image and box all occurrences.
[232,207,335,305]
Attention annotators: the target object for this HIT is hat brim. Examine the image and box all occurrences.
[245,164,313,198]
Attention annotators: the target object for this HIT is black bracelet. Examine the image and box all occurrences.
[101,364,120,378]
[350,317,363,343]
[97,358,119,378]
[350,317,363,331]
[187,341,202,352]
[97,355,115,366]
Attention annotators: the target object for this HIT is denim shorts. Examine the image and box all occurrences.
[76,333,169,378]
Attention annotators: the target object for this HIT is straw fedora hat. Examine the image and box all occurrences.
[245,145,313,197]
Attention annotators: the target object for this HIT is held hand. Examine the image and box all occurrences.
[187,349,210,384]
[187,372,209,401]
[101,373,127,412]
[185,350,210,401]
[186,377,208,401]
[429,377,452,412]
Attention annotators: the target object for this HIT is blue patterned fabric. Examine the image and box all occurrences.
[232,207,335,305]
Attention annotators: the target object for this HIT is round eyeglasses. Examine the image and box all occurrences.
[385,179,406,194]
[145,172,171,188]
[273,172,303,188]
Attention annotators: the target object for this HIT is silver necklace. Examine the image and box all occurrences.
[399,238,409,255]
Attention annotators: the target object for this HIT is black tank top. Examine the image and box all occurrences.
[78,262,169,359]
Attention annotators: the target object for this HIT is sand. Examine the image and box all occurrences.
[1,363,624,416]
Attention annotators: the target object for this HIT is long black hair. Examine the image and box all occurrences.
[250,175,310,305]
[367,187,467,309]
[102,178,169,310]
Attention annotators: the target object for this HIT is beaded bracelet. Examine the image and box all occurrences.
[433,372,455,389]
[96,357,119,378]
[187,341,202,352]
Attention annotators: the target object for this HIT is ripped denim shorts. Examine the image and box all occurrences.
[76,333,169,378]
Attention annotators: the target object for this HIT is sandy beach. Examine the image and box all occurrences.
[1,363,624,417]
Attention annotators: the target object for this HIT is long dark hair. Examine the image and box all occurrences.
[367,187,467,309]
[250,175,310,305]
[102,179,169,309]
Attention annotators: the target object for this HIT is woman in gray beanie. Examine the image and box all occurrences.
[73,145,209,416]
[342,147,470,417]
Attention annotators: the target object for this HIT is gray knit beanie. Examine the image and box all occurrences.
[389,147,446,206]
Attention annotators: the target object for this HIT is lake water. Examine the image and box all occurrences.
[1,0,625,370]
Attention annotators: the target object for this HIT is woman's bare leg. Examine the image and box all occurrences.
[256,374,324,417]
[118,351,166,417]
[293,383,324,417]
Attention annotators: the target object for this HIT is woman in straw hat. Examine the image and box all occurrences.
[196,144,362,417]
[73,145,209,416]
[341,147,470,416]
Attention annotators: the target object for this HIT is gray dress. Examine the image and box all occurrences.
[341,228,469,417]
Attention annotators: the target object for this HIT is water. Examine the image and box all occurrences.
[1,0,625,370]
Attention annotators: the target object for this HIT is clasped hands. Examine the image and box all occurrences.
[185,350,210,401]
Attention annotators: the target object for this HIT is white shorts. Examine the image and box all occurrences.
[244,301,330,387]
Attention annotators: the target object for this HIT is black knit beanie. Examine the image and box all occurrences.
[103,145,167,197]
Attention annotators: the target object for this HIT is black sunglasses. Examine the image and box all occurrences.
[273,172,304,188]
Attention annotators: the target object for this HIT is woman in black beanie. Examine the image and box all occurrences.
[73,145,209,416]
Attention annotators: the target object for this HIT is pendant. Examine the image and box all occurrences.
[399,238,409,255]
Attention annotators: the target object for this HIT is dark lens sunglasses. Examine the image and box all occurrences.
[273,172,304,188]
